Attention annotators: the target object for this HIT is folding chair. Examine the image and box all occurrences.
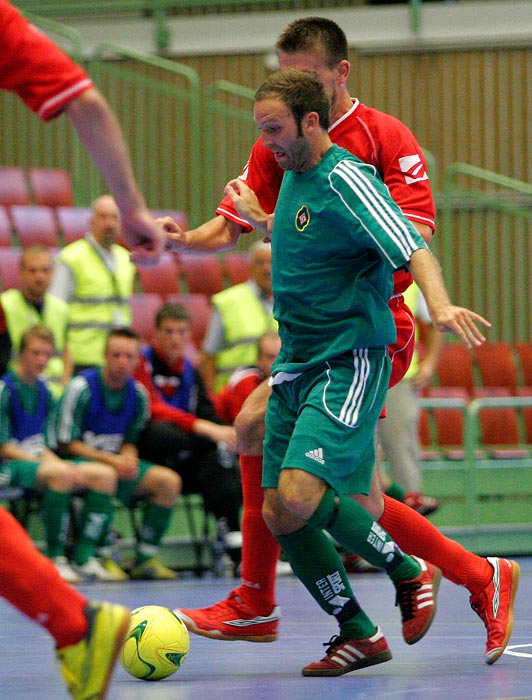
[10,204,58,247]
[178,254,224,298]
[0,167,30,206]
[55,206,91,244]
[28,167,74,207]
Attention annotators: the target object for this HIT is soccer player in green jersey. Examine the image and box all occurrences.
[224,68,491,676]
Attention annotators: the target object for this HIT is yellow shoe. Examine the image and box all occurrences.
[129,557,177,580]
[100,557,129,581]
[56,601,130,700]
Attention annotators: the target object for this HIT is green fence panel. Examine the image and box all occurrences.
[88,44,202,225]
[436,163,532,344]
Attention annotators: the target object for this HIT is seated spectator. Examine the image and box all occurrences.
[215,331,281,425]
[200,240,277,394]
[2,246,72,397]
[0,325,117,583]
[49,195,136,373]
[134,302,243,574]
[57,326,180,580]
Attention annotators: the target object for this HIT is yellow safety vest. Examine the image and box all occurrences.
[212,282,277,391]
[403,284,420,380]
[1,289,68,397]
[58,239,136,366]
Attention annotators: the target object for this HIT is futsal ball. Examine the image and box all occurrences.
[120,605,190,681]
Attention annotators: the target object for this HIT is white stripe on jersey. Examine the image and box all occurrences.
[322,350,370,428]
[56,374,88,443]
[330,159,421,264]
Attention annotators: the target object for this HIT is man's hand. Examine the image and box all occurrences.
[121,206,166,266]
[224,178,270,236]
[431,306,491,349]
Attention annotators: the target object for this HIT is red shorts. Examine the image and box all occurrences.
[379,295,416,419]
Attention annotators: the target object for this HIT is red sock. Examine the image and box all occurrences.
[378,495,492,594]
[236,455,280,614]
[0,507,89,648]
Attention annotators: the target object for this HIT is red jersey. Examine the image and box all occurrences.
[215,366,265,424]
[216,99,435,295]
[0,0,92,121]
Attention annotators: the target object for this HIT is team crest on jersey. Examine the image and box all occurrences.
[295,205,310,231]
[398,154,429,184]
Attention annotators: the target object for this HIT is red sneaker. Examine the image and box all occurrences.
[470,557,520,664]
[302,627,392,677]
[404,492,440,517]
[174,590,280,642]
[395,556,441,645]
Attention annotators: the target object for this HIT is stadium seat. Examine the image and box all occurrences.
[28,167,74,207]
[56,206,92,244]
[136,252,181,298]
[10,205,58,247]
[0,248,23,290]
[178,254,224,297]
[166,293,212,349]
[425,386,469,460]
[435,342,475,395]
[223,252,251,285]
[0,167,30,206]
[514,342,532,386]
[130,293,163,344]
[474,341,518,392]
[471,387,529,458]
[516,386,532,444]
[0,206,12,246]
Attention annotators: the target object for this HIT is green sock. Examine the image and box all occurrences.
[73,490,114,565]
[135,502,173,564]
[308,487,420,584]
[277,525,376,639]
[42,488,70,559]
[385,482,406,502]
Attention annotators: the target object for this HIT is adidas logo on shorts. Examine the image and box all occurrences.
[305,447,325,464]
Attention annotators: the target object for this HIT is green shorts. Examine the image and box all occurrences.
[263,349,390,496]
[0,460,40,490]
[70,457,155,507]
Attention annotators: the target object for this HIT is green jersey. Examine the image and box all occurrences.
[271,145,428,376]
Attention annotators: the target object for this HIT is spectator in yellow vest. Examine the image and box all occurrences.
[49,195,136,372]
[200,240,277,394]
[2,246,72,397]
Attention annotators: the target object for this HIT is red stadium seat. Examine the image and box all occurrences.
[223,252,251,285]
[56,206,91,244]
[178,254,224,298]
[471,387,529,458]
[424,386,469,459]
[0,167,30,207]
[130,293,163,344]
[0,248,23,290]
[474,342,518,393]
[0,206,12,246]
[136,252,181,298]
[516,386,532,444]
[10,205,58,247]
[28,167,74,207]
[435,342,475,395]
[515,343,532,386]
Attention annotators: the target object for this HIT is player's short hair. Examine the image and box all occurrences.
[19,245,52,269]
[105,326,140,349]
[275,16,348,68]
[255,69,330,131]
[19,324,55,353]
[155,302,191,328]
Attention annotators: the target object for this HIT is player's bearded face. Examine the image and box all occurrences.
[282,134,313,173]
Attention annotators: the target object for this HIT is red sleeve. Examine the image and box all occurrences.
[0,0,93,121]
[133,356,197,433]
[215,138,284,226]
[214,373,262,424]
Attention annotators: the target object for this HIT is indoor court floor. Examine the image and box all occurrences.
[2,556,531,700]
